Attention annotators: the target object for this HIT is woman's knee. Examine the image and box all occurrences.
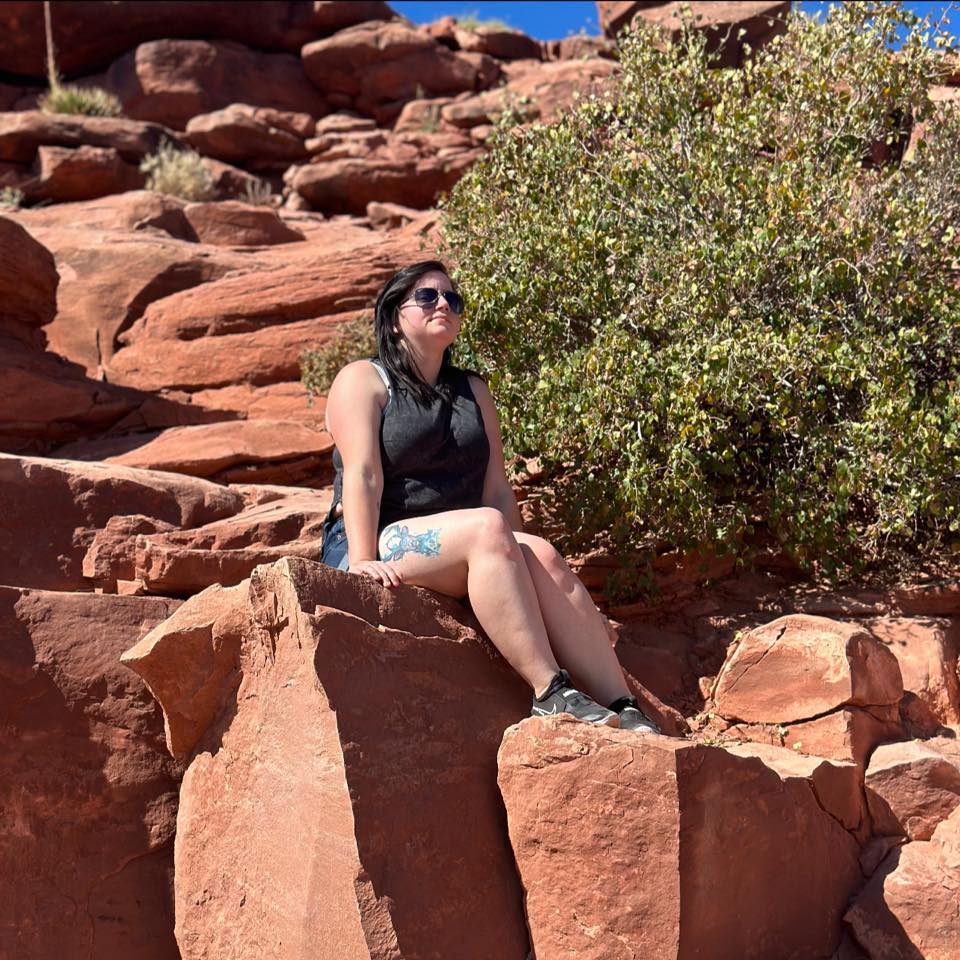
[518,534,569,580]
[466,507,516,556]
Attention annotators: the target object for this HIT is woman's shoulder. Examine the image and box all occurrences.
[328,359,389,405]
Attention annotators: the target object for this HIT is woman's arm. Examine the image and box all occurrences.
[326,361,401,585]
[470,376,524,532]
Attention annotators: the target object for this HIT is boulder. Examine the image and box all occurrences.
[184,104,309,164]
[55,418,334,486]
[7,213,255,371]
[862,617,960,733]
[0,585,182,960]
[186,380,319,422]
[12,189,193,238]
[598,1,790,67]
[115,228,423,345]
[452,26,542,61]
[0,214,58,347]
[20,143,144,203]
[845,804,960,960]
[0,111,173,164]
[108,312,348,392]
[865,737,960,841]
[437,58,619,129]
[301,20,498,121]
[102,39,326,130]
[124,557,532,959]
[121,582,246,756]
[0,453,243,590]
[544,36,616,60]
[713,615,903,724]
[498,719,863,960]
[96,486,332,595]
[182,200,305,246]
[0,1,394,79]
[288,130,482,213]
[0,337,142,451]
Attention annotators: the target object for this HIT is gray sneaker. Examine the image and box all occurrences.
[531,670,620,727]
[610,696,661,735]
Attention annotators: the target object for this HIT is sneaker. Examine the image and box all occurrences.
[531,670,620,727]
[609,696,661,735]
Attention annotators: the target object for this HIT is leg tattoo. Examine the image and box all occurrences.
[381,525,441,562]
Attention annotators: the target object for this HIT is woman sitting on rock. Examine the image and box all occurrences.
[321,260,659,733]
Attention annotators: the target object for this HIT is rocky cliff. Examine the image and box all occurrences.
[1,2,958,958]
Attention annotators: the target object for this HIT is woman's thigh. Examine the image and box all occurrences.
[377,507,511,598]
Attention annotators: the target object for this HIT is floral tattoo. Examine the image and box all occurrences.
[381,524,441,562]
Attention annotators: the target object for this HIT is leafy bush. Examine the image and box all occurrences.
[0,186,25,208]
[301,314,378,400]
[39,84,122,117]
[140,141,215,201]
[441,2,960,582]
[457,12,514,32]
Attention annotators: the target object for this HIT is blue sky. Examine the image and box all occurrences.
[391,1,958,44]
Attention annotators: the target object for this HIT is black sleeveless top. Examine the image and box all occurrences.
[330,360,491,530]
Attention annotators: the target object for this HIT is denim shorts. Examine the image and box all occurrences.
[320,514,350,571]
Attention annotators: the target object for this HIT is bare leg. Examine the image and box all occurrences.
[515,533,631,707]
[377,508,560,695]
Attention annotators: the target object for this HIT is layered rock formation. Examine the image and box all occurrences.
[2,1,958,958]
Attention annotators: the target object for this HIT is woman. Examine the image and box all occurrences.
[321,260,659,733]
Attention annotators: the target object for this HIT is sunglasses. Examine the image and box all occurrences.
[403,287,465,314]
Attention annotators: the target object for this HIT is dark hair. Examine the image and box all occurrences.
[374,260,457,405]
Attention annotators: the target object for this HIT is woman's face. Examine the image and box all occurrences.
[394,270,462,353]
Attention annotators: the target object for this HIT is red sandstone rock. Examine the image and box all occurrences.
[289,129,482,213]
[598,1,790,67]
[301,20,498,121]
[116,228,422,345]
[0,110,173,164]
[20,143,143,203]
[7,212,254,371]
[498,719,862,960]
[845,804,960,960]
[0,453,243,590]
[182,200,304,246]
[125,557,531,959]
[0,336,151,452]
[13,189,193,238]
[865,737,960,841]
[82,513,178,588]
[0,214,58,347]
[544,35,615,60]
[0,585,182,960]
[453,26,542,61]
[0,1,394,79]
[862,616,960,732]
[184,104,309,164]
[56,419,334,488]
[132,486,332,595]
[186,381,319,422]
[122,582,246,756]
[713,615,903,724]
[109,312,348,392]
[102,39,326,130]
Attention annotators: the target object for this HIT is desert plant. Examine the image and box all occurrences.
[39,2,122,117]
[0,186,25,208]
[301,314,378,400]
[39,84,122,117]
[457,12,514,32]
[241,177,274,206]
[140,141,215,201]
[441,2,960,585]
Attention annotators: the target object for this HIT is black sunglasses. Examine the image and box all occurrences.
[404,287,465,314]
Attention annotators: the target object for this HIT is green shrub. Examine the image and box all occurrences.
[301,314,378,400]
[0,186,25,208]
[457,12,514,32]
[140,141,215,201]
[441,2,960,584]
[39,84,122,117]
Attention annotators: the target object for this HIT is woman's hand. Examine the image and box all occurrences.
[349,559,404,588]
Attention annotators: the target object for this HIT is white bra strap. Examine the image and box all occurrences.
[368,358,393,397]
